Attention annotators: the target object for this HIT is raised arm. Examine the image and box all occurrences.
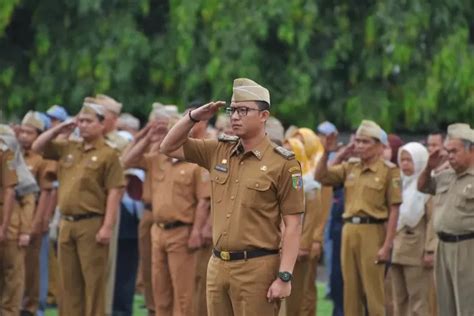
[32,120,76,153]
[417,149,443,194]
[160,101,225,159]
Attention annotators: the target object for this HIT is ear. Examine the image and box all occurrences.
[260,110,270,123]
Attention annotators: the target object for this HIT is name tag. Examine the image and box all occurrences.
[214,164,228,173]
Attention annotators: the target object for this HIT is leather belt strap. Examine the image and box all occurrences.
[344,216,386,224]
[156,221,191,230]
[438,232,474,243]
[62,213,103,222]
[213,248,279,261]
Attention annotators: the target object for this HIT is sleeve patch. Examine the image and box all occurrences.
[291,173,303,190]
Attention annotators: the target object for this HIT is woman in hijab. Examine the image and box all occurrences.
[390,142,437,316]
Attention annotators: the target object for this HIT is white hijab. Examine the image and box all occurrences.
[396,142,429,231]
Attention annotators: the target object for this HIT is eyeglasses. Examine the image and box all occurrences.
[225,107,262,117]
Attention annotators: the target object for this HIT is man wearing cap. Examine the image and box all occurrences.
[118,113,141,136]
[17,111,57,316]
[315,120,402,316]
[160,78,305,315]
[0,125,26,315]
[32,103,125,316]
[418,123,474,315]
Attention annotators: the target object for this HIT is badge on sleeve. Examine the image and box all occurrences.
[291,173,303,190]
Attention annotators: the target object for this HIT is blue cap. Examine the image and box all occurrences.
[380,129,389,146]
[37,112,52,130]
[46,105,68,122]
[317,121,338,136]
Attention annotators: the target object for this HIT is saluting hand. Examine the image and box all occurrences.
[189,101,226,122]
[57,118,77,136]
[322,132,339,153]
[96,225,113,245]
[267,279,291,302]
[427,149,444,170]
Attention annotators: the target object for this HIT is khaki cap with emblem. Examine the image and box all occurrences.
[447,123,474,143]
[231,78,271,105]
[356,120,384,142]
[0,124,15,136]
[118,113,140,131]
[22,111,45,132]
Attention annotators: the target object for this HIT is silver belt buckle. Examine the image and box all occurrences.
[352,216,361,224]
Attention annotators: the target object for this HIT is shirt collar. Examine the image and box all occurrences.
[361,158,383,172]
[231,136,271,160]
[82,137,105,152]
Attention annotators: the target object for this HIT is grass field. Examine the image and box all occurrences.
[45,283,334,315]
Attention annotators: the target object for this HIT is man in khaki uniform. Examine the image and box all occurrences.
[315,120,402,316]
[418,123,474,316]
[160,78,305,316]
[18,111,57,316]
[32,103,125,316]
[0,126,28,316]
[84,94,129,315]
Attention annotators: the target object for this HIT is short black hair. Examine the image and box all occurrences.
[428,130,445,140]
[96,114,105,122]
[255,101,270,111]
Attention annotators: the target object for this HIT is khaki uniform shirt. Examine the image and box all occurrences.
[144,153,210,224]
[24,149,57,191]
[106,131,129,153]
[420,167,474,235]
[135,150,152,205]
[318,158,402,219]
[8,193,35,239]
[183,136,305,251]
[391,199,437,266]
[43,137,125,215]
[0,147,18,217]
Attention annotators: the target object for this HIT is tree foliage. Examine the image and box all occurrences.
[1,0,473,131]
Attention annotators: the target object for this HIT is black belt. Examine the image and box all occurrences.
[344,216,386,224]
[438,232,474,243]
[62,213,103,222]
[156,221,191,230]
[213,248,279,261]
[144,203,152,210]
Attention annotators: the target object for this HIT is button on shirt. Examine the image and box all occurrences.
[183,136,305,251]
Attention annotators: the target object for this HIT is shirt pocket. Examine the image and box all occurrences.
[210,170,229,204]
[362,181,384,208]
[434,185,449,207]
[173,171,193,198]
[244,179,273,209]
[456,187,474,211]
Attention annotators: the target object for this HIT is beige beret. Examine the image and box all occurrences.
[90,94,123,114]
[118,113,140,131]
[22,111,45,131]
[80,103,105,117]
[231,78,270,105]
[266,116,284,143]
[356,120,384,142]
[447,123,474,142]
[152,102,164,111]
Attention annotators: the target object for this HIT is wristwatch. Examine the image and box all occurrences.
[278,271,293,282]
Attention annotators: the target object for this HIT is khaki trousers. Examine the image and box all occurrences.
[139,209,155,312]
[22,236,42,313]
[0,241,25,316]
[47,240,59,305]
[151,224,196,316]
[58,217,109,316]
[428,272,437,316]
[341,223,385,316]
[207,253,280,316]
[193,244,212,316]
[436,239,474,316]
[391,264,430,316]
[283,256,318,316]
[105,209,120,315]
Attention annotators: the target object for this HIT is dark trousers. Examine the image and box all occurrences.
[112,238,139,316]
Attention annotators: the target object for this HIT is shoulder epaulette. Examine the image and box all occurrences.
[348,157,361,163]
[105,139,118,149]
[384,160,396,168]
[218,134,239,142]
[274,146,295,160]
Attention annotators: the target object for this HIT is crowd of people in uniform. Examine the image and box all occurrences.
[0,77,472,316]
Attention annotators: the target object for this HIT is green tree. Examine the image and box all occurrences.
[1,0,473,131]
